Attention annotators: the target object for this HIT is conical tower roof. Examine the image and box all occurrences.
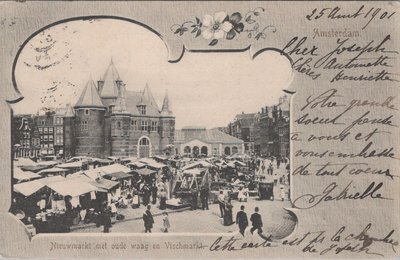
[75,79,105,108]
[99,59,121,98]
[161,90,173,116]
[141,84,159,110]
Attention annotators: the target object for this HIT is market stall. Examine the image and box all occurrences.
[37,167,69,177]
[13,167,42,183]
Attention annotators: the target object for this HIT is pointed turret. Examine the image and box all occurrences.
[64,103,75,117]
[98,59,121,98]
[75,79,105,108]
[161,90,173,116]
[113,84,128,114]
[141,84,159,110]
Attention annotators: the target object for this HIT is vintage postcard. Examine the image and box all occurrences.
[0,0,399,258]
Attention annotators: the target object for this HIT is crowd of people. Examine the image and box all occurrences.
[99,155,290,234]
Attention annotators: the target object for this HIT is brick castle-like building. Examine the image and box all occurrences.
[13,61,175,159]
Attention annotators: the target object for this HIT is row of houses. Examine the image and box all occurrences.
[223,95,290,159]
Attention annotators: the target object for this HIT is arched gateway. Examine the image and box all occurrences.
[137,136,151,158]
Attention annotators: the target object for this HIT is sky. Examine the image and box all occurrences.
[13,19,292,129]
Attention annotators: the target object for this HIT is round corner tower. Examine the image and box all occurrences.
[74,79,106,158]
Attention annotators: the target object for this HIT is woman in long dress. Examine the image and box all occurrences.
[131,188,140,209]
[159,188,167,210]
[223,198,233,226]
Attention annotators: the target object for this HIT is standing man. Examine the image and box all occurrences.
[200,187,209,210]
[143,184,151,206]
[151,182,158,205]
[250,207,263,235]
[143,205,154,233]
[217,190,225,218]
[236,205,248,237]
[191,189,198,210]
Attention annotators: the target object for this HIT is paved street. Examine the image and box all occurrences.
[72,161,294,239]
[73,197,294,238]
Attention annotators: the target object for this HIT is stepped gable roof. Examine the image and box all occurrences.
[75,79,105,108]
[99,60,120,98]
[175,127,243,144]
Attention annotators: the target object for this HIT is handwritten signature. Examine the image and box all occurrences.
[292,181,391,209]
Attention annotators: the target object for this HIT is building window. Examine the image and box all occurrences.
[139,137,149,146]
[84,109,89,115]
[41,120,45,125]
[49,127,53,133]
[44,135,48,141]
[138,105,146,115]
[56,127,63,134]
[39,127,43,133]
[117,121,122,128]
[141,120,148,131]
[44,127,48,133]
[49,135,53,141]
[81,121,88,130]
[130,120,137,130]
[151,121,158,132]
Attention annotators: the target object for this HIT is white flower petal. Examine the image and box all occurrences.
[220,21,233,32]
[202,28,214,39]
[214,11,227,23]
[213,29,225,39]
[202,15,214,28]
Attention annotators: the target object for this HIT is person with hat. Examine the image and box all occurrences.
[236,205,248,237]
[143,205,154,233]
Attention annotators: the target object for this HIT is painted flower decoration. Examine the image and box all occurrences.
[226,12,244,40]
[201,12,233,40]
[170,7,276,46]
